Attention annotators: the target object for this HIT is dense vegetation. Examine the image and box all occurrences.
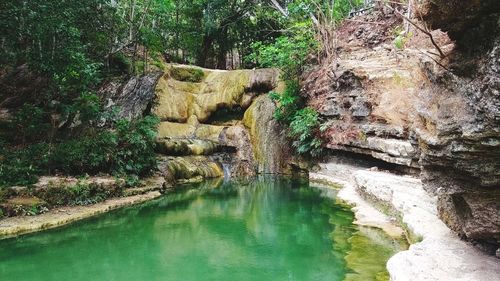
[0,0,365,188]
[250,0,363,157]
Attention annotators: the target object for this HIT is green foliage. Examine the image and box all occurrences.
[248,26,317,80]
[10,105,49,143]
[170,67,205,82]
[250,5,322,157]
[269,81,302,123]
[48,116,159,178]
[0,143,49,187]
[48,132,117,175]
[289,107,323,157]
[392,26,413,50]
[39,181,123,206]
[110,116,160,176]
[269,81,323,157]
[0,116,159,188]
[71,92,102,126]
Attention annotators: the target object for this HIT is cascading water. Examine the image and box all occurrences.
[222,163,232,182]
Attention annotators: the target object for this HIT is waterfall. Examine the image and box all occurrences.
[222,163,232,182]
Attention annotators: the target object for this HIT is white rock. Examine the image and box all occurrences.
[311,161,500,281]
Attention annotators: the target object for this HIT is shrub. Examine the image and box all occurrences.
[49,116,159,177]
[0,116,159,188]
[10,104,49,144]
[289,107,323,157]
[37,181,123,206]
[0,143,49,187]
[110,116,160,176]
[269,81,323,157]
[48,132,117,175]
[250,22,322,157]
[269,80,302,123]
[248,27,317,80]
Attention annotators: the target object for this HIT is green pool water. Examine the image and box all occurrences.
[0,177,403,281]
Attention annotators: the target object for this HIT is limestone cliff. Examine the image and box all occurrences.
[304,4,499,253]
[417,0,500,252]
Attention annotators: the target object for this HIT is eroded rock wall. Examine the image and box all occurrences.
[416,1,500,251]
[305,5,499,251]
[100,72,163,120]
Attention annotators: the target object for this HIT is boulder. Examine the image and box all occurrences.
[100,72,163,120]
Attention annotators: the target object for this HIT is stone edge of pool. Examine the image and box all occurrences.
[0,191,162,239]
[309,162,500,281]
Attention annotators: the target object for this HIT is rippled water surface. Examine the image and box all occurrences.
[0,177,401,281]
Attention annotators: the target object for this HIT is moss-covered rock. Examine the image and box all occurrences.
[159,156,224,182]
[243,95,298,174]
[154,64,280,123]
[157,121,226,141]
[156,138,220,156]
[170,66,205,82]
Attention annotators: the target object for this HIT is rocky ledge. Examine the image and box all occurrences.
[310,160,500,281]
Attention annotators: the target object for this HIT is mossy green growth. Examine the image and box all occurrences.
[344,227,406,281]
[164,156,223,181]
[170,66,205,82]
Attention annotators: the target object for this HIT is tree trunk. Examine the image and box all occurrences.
[197,35,213,68]
[216,28,228,70]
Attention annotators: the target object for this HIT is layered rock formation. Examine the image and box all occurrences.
[416,0,500,252]
[152,64,295,182]
[304,4,499,252]
[304,11,424,171]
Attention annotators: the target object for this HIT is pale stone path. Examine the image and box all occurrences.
[310,161,499,281]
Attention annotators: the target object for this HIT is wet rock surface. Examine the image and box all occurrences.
[243,95,297,174]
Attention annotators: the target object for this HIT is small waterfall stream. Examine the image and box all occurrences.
[222,163,232,182]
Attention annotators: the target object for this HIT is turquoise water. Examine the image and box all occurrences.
[0,177,399,281]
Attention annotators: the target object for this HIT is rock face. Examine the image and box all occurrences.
[418,0,500,52]
[100,72,163,120]
[152,64,291,182]
[304,6,500,251]
[304,12,422,170]
[416,3,500,251]
[243,95,295,174]
[154,65,280,123]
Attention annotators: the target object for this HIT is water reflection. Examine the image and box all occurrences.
[0,177,399,281]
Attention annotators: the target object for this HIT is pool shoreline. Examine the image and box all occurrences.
[310,161,500,281]
[0,191,162,239]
